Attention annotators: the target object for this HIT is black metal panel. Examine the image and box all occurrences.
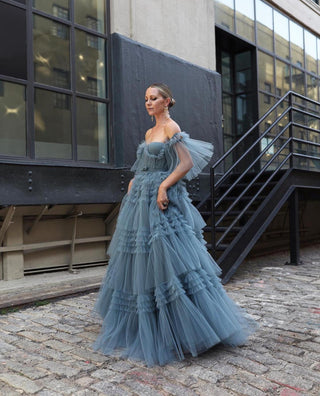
[0,164,132,205]
[111,33,223,168]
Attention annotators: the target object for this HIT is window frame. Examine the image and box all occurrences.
[0,0,112,168]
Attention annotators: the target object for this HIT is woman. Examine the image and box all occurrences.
[94,83,256,366]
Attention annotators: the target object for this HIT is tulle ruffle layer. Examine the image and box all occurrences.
[94,267,256,366]
[94,134,256,366]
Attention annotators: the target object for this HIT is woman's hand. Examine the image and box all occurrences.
[127,178,134,193]
[157,185,169,211]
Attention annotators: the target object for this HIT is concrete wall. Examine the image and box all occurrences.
[110,0,216,71]
[270,0,320,35]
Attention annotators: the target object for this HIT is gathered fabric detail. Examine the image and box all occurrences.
[94,130,257,367]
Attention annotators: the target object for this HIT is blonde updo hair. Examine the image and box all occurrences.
[149,83,176,108]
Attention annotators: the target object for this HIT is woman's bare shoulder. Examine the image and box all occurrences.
[145,128,153,140]
[164,119,181,139]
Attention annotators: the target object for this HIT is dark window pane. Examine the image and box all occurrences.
[75,30,106,98]
[77,98,108,162]
[33,15,70,88]
[0,80,26,156]
[34,89,72,159]
[0,3,26,79]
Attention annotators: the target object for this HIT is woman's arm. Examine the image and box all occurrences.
[128,178,134,193]
[157,126,194,211]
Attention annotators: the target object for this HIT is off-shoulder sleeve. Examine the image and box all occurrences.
[167,131,214,180]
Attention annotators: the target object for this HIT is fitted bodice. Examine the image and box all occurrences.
[130,132,214,181]
[131,141,169,174]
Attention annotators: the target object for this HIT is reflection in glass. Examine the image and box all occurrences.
[34,89,71,159]
[221,51,232,92]
[235,0,254,42]
[0,81,26,156]
[274,11,289,60]
[290,21,304,68]
[305,31,317,74]
[235,51,252,93]
[291,67,305,95]
[77,98,108,162]
[258,51,274,94]
[214,0,235,32]
[74,0,105,33]
[306,74,318,101]
[318,39,320,75]
[259,93,275,119]
[33,0,70,20]
[256,0,273,52]
[75,30,106,98]
[33,15,70,88]
[276,60,290,97]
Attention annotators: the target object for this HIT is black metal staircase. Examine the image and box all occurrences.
[198,91,320,283]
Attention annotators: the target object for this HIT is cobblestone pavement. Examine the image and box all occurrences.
[0,245,319,396]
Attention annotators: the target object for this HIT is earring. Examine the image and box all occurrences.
[151,115,154,122]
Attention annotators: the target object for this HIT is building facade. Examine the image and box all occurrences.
[0,0,319,280]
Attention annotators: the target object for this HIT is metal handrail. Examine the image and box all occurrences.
[216,138,291,230]
[215,107,291,189]
[216,154,291,246]
[210,91,320,253]
[212,91,292,170]
[215,124,291,208]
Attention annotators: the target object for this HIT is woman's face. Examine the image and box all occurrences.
[145,87,170,117]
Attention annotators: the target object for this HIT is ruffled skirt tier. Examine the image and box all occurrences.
[94,172,256,366]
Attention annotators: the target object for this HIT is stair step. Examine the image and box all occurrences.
[216,195,266,202]
[215,210,255,216]
[203,226,242,232]
[206,243,228,251]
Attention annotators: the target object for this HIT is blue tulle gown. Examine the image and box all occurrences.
[94,131,256,366]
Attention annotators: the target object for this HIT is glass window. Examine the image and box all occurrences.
[235,0,254,42]
[34,89,72,159]
[306,74,318,101]
[221,51,232,92]
[259,93,276,120]
[235,51,252,93]
[75,30,106,98]
[274,11,289,61]
[276,60,290,97]
[291,66,305,95]
[76,98,108,162]
[215,0,235,32]
[0,81,26,156]
[33,15,70,88]
[74,0,105,34]
[33,0,70,20]
[0,3,27,80]
[258,51,274,94]
[256,0,273,52]
[318,39,320,75]
[305,31,317,74]
[290,21,304,68]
